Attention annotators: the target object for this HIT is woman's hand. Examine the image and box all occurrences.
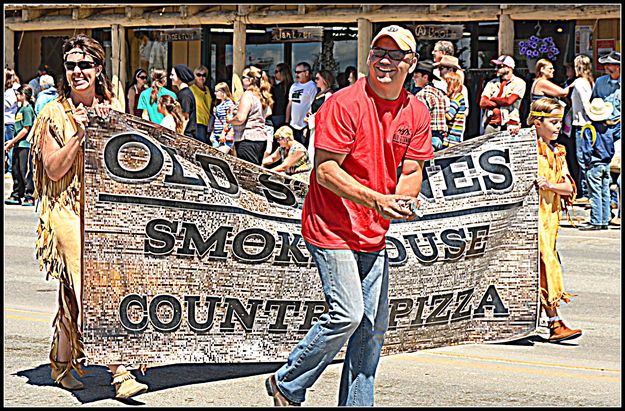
[93,99,112,119]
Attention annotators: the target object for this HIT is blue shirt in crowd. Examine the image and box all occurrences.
[35,88,59,115]
[591,74,621,122]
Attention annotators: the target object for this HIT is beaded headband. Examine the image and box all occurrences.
[530,111,563,118]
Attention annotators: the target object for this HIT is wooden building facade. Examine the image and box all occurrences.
[4,3,621,137]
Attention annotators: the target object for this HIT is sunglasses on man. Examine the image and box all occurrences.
[64,61,97,71]
[294,70,308,74]
[370,47,417,62]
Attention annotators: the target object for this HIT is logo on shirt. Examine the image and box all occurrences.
[291,88,305,103]
[392,125,412,146]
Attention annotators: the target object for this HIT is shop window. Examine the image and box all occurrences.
[292,42,322,71]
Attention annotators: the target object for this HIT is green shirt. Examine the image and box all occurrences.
[137,86,177,124]
[15,105,35,148]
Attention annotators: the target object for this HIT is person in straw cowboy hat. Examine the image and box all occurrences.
[578,97,616,230]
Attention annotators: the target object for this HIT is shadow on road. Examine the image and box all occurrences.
[14,362,285,404]
[495,334,582,346]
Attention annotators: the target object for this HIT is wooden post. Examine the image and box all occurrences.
[498,13,514,57]
[232,6,247,78]
[5,27,15,69]
[111,24,127,111]
[357,18,372,78]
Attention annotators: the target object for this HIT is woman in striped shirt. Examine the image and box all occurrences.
[443,72,467,148]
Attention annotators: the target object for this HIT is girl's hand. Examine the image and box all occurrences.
[4,140,15,152]
[535,176,552,191]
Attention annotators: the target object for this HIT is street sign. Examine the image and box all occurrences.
[153,28,202,42]
[413,24,464,40]
[272,27,323,42]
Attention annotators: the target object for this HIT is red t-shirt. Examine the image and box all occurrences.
[301,77,433,252]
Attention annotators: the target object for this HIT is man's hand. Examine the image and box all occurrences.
[373,194,420,221]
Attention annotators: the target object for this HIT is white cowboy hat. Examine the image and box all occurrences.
[584,98,614,122]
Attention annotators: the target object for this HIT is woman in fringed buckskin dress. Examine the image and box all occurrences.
[28,34,148,398]
[528,97,583,343]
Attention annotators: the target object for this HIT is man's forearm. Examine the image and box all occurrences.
[316,160,381,209]
[395,160,424,198]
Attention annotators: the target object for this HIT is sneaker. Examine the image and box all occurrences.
[4,197,21,205]
[575,197,589,204]
[22,199,35,206]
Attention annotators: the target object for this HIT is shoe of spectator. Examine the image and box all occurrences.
[611,201,618,209]
[22,198,35,206]
[575,197,589,204]
[610,184,618,192]
[610,217,621,226]
[579,224,603,231]
[5,197,21,205]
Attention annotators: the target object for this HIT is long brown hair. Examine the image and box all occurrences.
[574,54,594,88]
[158,94,184,134]
[275,63,294,90]
[242,66,274,110]
[150,68,168,105]
[60,34,115,103]
[4,68,20,91]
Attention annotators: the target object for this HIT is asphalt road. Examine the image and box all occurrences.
[3,176,621,407]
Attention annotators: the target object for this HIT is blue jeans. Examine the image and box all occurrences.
[587,163,611,225]
[5,124,15,173]
[574,127,588,198]
[275,241,390,406]
[196,124,208,144]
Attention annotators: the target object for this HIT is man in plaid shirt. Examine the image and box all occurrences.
[413,60,450,151]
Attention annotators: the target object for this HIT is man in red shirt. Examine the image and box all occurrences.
[265,25,433,406]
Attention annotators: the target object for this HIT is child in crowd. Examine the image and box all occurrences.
[4,84,36,206]
[443,71,467,148]
[210,82,236,154]
[158,94,185,135]
[529,97,582,342]
[579,97,617,230]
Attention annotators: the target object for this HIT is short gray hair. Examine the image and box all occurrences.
[39,74,55,90]
[434,41,454,56]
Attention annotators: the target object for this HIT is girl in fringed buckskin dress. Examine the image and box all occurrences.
[528,97,583,343]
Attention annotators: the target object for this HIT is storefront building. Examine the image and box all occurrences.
[4,4,621,137]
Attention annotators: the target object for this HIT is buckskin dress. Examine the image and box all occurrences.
[537,138,577,310]
[28,95,121,382]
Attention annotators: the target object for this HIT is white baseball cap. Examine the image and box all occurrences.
[370,25,416,53]
[490,55,516,69]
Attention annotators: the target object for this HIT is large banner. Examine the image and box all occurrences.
[82,111,539,365]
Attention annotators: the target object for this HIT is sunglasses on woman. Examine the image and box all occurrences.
[137,75,148,80]
[64,60,97,71]
[196,73,207,77]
